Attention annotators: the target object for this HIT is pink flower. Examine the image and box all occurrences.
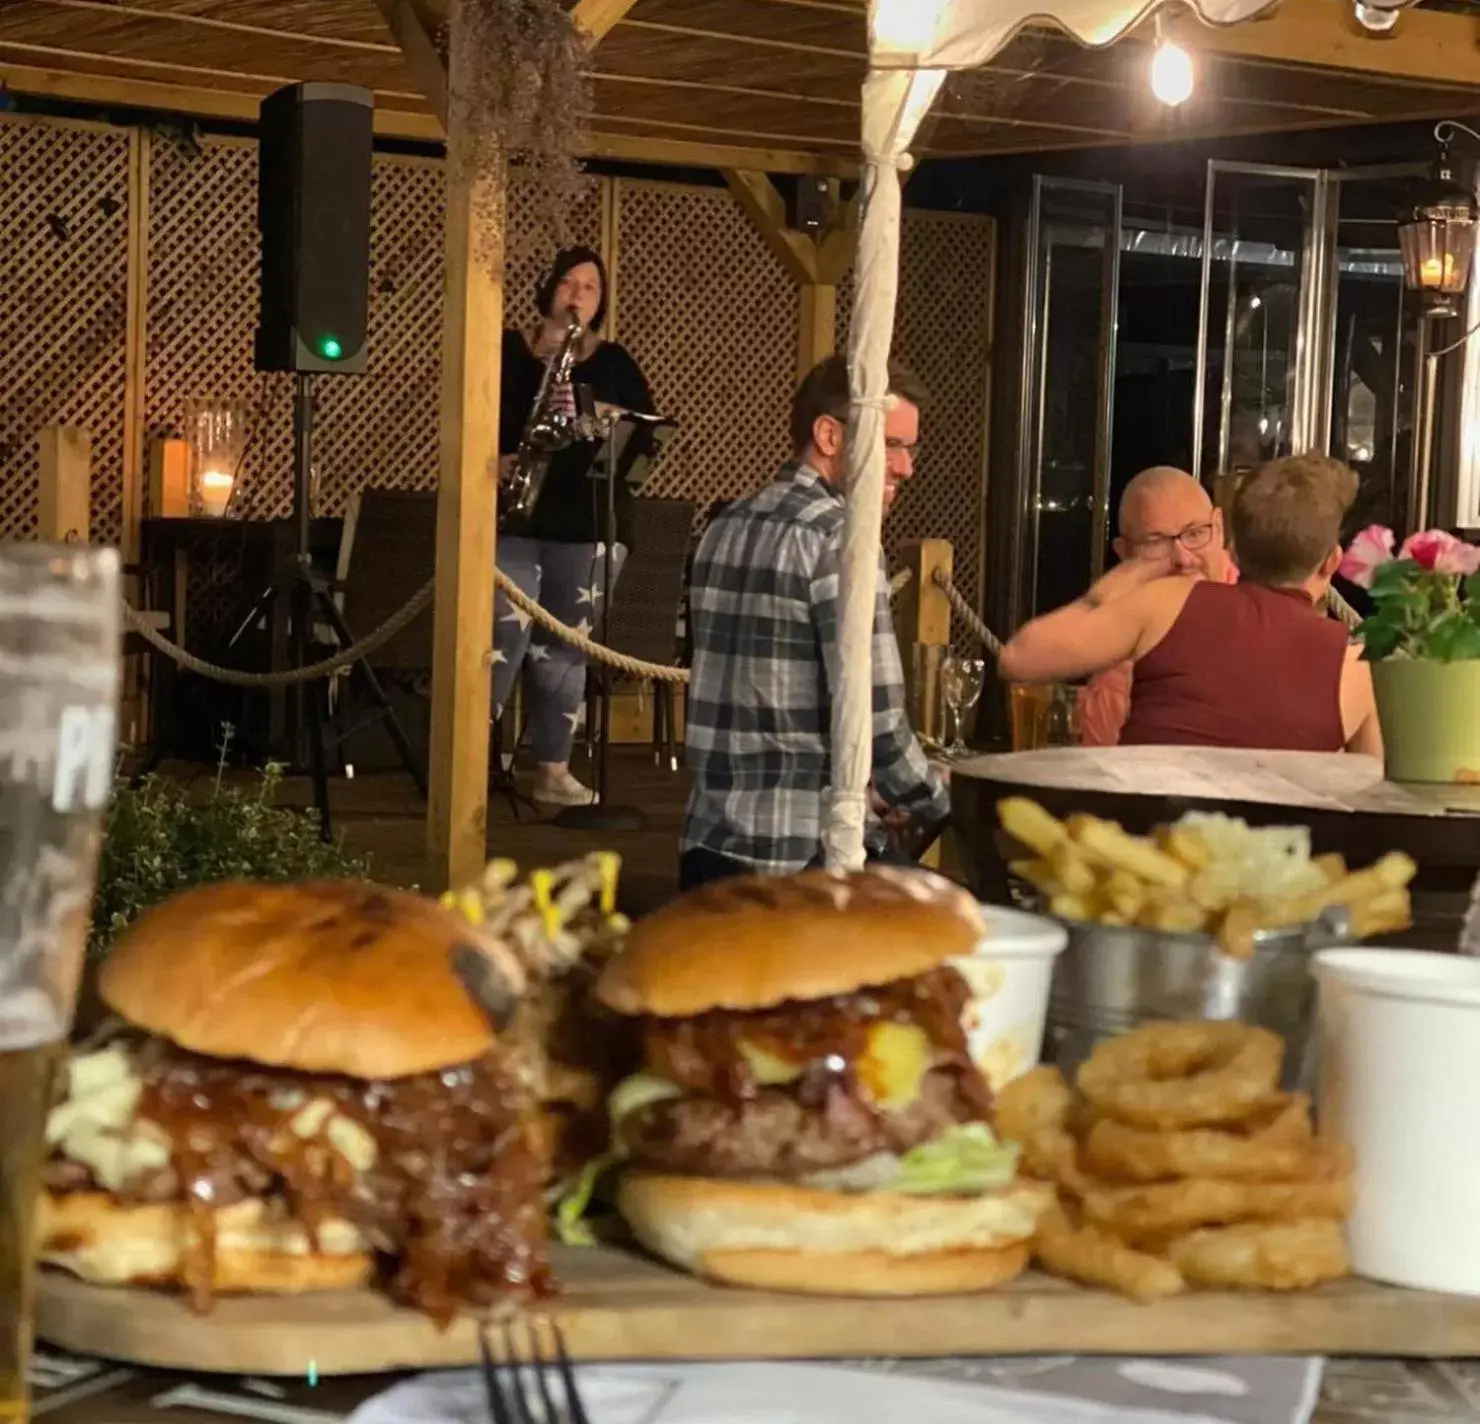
[1399,529,1480,577]
[1338,525,1396,588]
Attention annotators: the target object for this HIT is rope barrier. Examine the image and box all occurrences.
[1326,585,1365,633]
[932,567,1004,658]
[121,580,435,688]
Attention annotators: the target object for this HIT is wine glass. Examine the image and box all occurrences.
[940,654,986,758]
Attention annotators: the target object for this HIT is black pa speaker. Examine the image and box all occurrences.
[255,82,373,375]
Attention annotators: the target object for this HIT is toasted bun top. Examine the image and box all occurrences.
[99,881,504,1079]
[597,867,984,1017]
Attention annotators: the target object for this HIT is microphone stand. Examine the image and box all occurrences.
[556,409,646,832]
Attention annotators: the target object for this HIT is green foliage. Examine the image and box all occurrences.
[90,760,369,955]
[1358,558,1480,664]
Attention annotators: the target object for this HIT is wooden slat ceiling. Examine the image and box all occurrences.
[2,0,1479,171]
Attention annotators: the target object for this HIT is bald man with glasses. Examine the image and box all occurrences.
[1078,468,1237,746]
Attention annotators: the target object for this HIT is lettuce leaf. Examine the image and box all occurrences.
[803,1123,1020,1197]
[551,1074,684,1245]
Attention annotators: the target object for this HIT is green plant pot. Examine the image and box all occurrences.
[1370,657,1480,784]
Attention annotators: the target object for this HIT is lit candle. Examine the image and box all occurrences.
[199,468,234,517]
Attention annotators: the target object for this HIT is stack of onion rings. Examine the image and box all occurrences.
[994,1022,1354,1299]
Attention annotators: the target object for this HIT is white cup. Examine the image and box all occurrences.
[953,904,1068,1091]
[1315,947,1480,1295]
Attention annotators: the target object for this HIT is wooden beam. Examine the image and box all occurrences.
[723,169,817,285]
[893,539,954,748]
[590,129,858,177]
[1169,0,1480,88]
[0,63,443,139]
[37,427,91,545]
[373,0,447,127]
[427,33,500,891]
[573,0,641,45]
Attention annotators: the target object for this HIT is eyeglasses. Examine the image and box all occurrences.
[1129,521,1216,558]
[885,437,919,457]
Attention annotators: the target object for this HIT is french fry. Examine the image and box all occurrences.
[1159,824,1214,872]
[999,797,1068,859]
[1067,814,1191,891]
[1351,887,1413,940]
[1186,868,1233,915]
[1010,858,1061,895]
[1314,853,1348,885]
[1049,840,1098,896]
[1049,893,1095,923]
[1216,899,1268,960]
[1279,851,1418,922]
[1101,870,1149,922]
[1140,895,1210,935]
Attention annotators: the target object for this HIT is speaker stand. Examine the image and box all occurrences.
[555,415,647,833]
[226,374,426,838]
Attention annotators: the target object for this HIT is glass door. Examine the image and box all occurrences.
[1192,163,1338,492]
[1012,176,1122,627]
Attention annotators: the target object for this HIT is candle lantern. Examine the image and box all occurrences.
[184,399,248,517]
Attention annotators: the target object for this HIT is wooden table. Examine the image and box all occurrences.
[951,747,1480,922]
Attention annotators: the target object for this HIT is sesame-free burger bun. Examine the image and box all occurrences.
[617,1172,1050,1296]
[39,1192,372,1295]
[597,867,985,1017]
[99,881,518,1079]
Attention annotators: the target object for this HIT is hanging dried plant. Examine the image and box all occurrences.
[445,0,594,270]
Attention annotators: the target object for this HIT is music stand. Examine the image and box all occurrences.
[555,408,677,831]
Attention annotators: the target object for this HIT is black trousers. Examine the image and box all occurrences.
[678,838,912,894]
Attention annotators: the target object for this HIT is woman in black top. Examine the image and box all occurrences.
[494,246,654,807]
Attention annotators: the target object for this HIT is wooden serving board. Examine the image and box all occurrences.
[35,1243,1480,1375]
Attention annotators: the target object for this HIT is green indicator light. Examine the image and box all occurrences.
[319,336,343,360]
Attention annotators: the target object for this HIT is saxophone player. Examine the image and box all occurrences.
[496,246,654,808]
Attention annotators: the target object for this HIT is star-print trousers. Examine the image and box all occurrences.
[492,535,629,766]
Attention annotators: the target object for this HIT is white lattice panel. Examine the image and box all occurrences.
[0,117,129,543]
[613,180,795,517]
[838,209,995,633]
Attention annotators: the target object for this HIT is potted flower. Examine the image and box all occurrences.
[1339,526,1480,783]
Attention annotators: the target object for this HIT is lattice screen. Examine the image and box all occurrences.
[837,210,995,614]
[0,117,129,544]
[613,180,795,517]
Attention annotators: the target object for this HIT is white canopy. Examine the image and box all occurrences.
[823,0,1281,869]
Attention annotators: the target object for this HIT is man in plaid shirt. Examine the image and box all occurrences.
[680,356,950,889]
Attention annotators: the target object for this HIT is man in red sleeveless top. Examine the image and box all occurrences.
[999,455,1383,758]
[1078,467,1237,746]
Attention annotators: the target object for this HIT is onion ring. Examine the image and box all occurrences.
[1076,1022,1284,1129]
[1082,1116,1349,1185]
[1033,1202,1185,1302]
[994,1066,1088,1193]
[1165,1218,1350,1291]
[1080,1176,1354,1243]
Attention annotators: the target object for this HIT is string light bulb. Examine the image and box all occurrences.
[1150,34,1195,106]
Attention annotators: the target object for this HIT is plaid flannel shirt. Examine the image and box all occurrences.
[682,462,949,874]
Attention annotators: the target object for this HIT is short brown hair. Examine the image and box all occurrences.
[1230,454,1359,585]
[789,355,928,454]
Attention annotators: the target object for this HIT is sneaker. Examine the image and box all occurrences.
[532,769,597,807]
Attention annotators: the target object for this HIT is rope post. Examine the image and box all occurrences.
[37,426,91,544]
[894,538,953,746]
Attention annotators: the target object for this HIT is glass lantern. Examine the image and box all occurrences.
[184,399,248,517]
[1398,151,1478,319]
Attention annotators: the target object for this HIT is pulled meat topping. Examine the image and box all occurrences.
[642,965,988,1112]
[52,1037,550,1322]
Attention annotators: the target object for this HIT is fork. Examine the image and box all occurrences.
[478,1316,591,1424]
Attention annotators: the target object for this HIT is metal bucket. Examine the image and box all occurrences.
[1044,907,1354,1090]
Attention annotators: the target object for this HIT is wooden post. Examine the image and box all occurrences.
[894,538,954,748]
[37,426,91,544]
[426,123,503,889]
[797,282,836,382]
[147,437,191,518]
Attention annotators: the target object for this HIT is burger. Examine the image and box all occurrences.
[39,880,550,1321]
[593,866,1051,1295]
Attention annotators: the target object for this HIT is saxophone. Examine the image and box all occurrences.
[501,309,584,526]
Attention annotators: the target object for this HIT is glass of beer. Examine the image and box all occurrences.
[0,544,119,1424]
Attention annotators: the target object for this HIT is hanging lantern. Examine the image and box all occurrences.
[1398,140,1478,319]
[184,398,247,517]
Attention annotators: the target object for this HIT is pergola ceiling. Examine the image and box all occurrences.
[2,0,1479,174]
